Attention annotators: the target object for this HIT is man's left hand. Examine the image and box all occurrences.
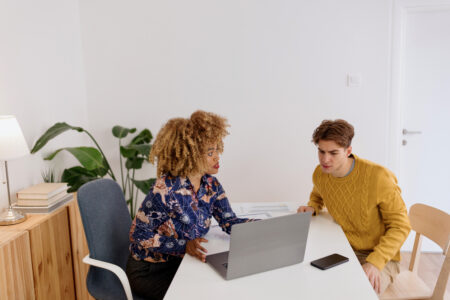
[362,262,381,294]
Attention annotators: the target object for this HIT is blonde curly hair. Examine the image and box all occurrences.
[149,110,229,177]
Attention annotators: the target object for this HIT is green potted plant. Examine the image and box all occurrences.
[31,123,155,218]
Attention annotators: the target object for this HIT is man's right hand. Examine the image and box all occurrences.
[186,238,208,262]
[297,206,315,214]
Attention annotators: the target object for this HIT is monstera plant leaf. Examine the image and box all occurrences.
[130,129,153,145]
[61,166,100,193]
[120,144,151,159]
[112,126,136,139]
[125,157,145,170]
[132,178,156,195]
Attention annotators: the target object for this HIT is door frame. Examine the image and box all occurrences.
[387,0,450,176]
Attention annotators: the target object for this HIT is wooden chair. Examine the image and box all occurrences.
[381,203,450,300]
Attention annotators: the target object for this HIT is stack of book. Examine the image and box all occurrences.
[14,183,73,213]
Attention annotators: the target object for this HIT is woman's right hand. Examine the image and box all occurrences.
[297,206,315,214]
[186,238,208,262]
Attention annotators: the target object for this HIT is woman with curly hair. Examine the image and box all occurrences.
[126,110,252,300]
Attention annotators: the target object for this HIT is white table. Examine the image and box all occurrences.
[164,202,378,300]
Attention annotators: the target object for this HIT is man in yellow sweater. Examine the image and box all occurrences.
[297,119,411,295]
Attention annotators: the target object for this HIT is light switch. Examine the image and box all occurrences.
[347,74,362,87]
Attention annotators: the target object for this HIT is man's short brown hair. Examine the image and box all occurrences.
[312,119,354,148]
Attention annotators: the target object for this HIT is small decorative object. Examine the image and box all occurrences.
[0,116,30,225]
[41,167,61,183]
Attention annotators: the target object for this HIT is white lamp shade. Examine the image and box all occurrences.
[0,116,30,160]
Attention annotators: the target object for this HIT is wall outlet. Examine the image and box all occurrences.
[347,74,362,87]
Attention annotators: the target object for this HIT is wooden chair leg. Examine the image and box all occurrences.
[430,252,450,300]
[409,233,422,273]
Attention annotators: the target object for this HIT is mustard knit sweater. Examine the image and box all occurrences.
[308,155,411,270]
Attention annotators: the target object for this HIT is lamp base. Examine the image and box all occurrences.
[0,207,27,225]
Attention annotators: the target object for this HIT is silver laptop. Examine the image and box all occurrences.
[206,211,312,280]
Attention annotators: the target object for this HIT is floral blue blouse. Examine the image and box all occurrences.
[129,173,250,263]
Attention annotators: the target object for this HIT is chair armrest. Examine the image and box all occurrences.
[83,254,133,300]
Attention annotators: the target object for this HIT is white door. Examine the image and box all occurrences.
[394,4,450,251]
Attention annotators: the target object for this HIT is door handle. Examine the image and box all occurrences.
[402,129,422,135]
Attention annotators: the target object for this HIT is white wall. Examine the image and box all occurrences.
[0,0,89,210]
[3,0,445,253]
[79,0,392,206]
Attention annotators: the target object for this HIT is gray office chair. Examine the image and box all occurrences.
[77,178,145,300]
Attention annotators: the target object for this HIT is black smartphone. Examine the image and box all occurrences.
[310,253,349,270]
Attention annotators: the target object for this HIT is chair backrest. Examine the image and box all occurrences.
[409,203,450,300]
[77,178,132,299]
[409,204,450,254]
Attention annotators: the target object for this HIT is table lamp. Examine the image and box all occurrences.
[0,116,30,225]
